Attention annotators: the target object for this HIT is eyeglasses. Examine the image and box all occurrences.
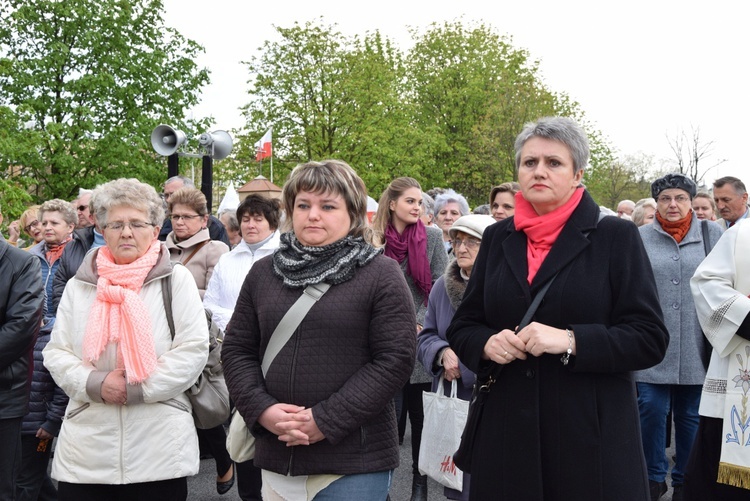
[24,220,40,233]
[657,195,690,204]
[170,214,202,222]
[103,221,155,232]
[76,205,88,212]
[450,238,481,250]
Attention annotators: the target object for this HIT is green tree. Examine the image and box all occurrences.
[585,148,653,209]
[0,106,35,221]
[405,21,584,205]
[0,0,210,202]
[235,19,429,197]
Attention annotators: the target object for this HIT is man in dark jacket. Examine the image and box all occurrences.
[0,237,44,501]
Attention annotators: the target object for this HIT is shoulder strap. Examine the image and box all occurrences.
[701,219,712,256]
[261,282,330,376]
[162,270,175,339]
[182,240,210,266]
[517,273,557,332]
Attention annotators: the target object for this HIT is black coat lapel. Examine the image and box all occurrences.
[502,222,532,302]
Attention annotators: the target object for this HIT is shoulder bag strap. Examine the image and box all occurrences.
[701,219,712,256]
[516,273,558,332]
[514,210,605,330]
[261,282,331,376]
[182,240,210,266]
[162,271,175,339]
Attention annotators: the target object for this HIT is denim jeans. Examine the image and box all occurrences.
[637,382,702,486]
[314,470,392,501]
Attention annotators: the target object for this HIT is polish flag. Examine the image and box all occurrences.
[255,128,272,161]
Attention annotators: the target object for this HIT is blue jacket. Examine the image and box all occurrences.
[29,242,62,322]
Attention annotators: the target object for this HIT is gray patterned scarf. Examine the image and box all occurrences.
[272,232,382,288]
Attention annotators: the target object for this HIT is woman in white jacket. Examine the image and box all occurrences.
[204,194,282,331]
[687,218,750,500]
[43,178,209,500]
[203,194,282,500]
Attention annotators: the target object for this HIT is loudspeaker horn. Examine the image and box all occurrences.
[151,124,187,156]
[198,130,233,160]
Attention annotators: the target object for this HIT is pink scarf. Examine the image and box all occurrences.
[82,240,162,383]
[384,220,432,304]
[514,187,584,284]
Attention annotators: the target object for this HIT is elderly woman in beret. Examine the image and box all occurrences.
[635,173,723,500]
[43,178,209,500]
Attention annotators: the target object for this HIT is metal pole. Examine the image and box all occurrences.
[201,155,213,213]
[167,153,179,179]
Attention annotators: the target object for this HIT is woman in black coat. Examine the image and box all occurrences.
[446,117,669,501]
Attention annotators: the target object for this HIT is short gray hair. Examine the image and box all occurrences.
[421,192,435,217]
[514,117,590,174]
[164,175,194,189]
[39,199,77,226]
[92,178,165,227]
[434,189,470,217]
[219,209,240,232]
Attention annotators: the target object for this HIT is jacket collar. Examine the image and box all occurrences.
[443,259,468,311]
[75,242,173,286]
[503,190,601,296]
[232,230,281,255]
[166,227,210,250]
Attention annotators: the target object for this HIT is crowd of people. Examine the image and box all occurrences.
[1,116,749,501]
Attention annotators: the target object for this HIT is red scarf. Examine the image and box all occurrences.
[514,187,585,284]
[655,210,693,243]
[384,219,432,304]
[45,236,72,266]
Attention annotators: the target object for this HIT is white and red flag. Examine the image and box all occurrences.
[255,128,272,161]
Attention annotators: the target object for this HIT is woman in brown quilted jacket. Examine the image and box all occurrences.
[222,160,417,500]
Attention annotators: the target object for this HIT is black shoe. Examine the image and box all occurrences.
[648,480,667,501]
[410,474,427,501]
[672,484,683,501]
[217,464,235,495]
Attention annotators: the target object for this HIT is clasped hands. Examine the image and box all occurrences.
[102,369,128,405]
[259,403,325,447]
[482,322,575,365]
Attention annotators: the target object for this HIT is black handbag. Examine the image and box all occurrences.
[453,273,558,473]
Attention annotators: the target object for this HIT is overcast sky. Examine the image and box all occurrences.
[163,0,746,186]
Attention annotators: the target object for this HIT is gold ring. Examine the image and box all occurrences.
[503,351,509,358]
